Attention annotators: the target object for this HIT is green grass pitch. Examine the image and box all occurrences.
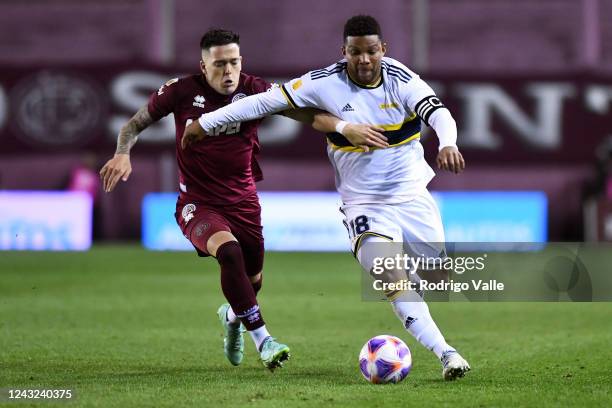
[1,246,611,407]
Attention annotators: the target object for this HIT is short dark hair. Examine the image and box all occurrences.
[343,15,382,41]
[200,29,240,51]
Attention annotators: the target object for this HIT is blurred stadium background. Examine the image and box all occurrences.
[0,0,611,248]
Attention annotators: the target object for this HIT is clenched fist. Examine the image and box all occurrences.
[436,146,465,174]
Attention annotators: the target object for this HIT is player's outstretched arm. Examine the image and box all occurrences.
[182,120,207,150]
[311,112,389,152]
[99,105,154,192]
[182,87,290,148]
[280,109,388,151]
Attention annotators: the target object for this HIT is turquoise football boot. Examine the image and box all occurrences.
[259,337,290,371]
[217,303,245,366]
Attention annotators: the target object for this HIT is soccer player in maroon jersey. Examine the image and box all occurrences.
[99,29,387,371]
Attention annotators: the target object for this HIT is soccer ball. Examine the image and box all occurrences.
[359,335,412,384]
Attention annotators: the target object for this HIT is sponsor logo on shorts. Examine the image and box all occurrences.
[181,203,196,224]
[231,93,247,103]
[194,222,209,237]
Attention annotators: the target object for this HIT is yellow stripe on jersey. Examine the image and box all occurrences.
[328,132,421,153]
[379,102,399,110]
[377,113,418,131]
[327,113,421,152]
[364,77,382,88]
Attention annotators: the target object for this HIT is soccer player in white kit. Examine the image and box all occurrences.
[183,15,470,380]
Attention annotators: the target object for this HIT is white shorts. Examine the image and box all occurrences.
[340,188,446,259]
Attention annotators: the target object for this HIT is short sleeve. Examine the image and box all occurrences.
[147,77,179,121]
[279,72,319,109]
[399,76,446,126]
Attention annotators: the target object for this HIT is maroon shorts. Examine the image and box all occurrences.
[175,193,264,276]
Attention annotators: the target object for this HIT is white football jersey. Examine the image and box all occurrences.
[280,57,446,204]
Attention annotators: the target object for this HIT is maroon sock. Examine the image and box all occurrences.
[216,241,265,331]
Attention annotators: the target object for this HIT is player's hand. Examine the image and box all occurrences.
[343,123,388,152]
[99,154,132,192]
[436,146,465,174]
[181,120,207,149]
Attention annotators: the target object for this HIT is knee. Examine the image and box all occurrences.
[215,241,243,268]
[207,231,237,257]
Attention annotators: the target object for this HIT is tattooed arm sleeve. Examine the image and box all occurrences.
[115,105,155,155]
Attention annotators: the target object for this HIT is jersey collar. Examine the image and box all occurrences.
[347,68,384,89]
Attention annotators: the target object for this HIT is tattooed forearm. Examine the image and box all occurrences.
[115,106,154,155]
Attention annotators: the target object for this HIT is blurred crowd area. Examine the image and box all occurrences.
[2,0,611,71]
[0,0,611,242]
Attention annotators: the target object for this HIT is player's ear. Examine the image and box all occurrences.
[200,60,207,75]
[381,42,387,55]
[341,45,347,57]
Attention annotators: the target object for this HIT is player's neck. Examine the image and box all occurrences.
[347,69,382,88]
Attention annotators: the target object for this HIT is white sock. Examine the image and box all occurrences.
[356,236,455,359]
[391,290,455,359]
[226,306,239,326]
[249,325,271,351]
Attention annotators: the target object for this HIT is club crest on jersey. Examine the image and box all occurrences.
[193,95,206,108]
[182,203,196,224]
[231,93,247,103]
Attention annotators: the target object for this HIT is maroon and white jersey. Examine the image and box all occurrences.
[148,73,271,205]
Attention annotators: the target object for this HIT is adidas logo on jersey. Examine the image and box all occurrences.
[341,103,354,112]
[193,95,206,108]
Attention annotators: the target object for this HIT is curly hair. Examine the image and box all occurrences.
[343,15,382,41]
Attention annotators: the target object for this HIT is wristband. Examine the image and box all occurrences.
[438,143,458,151]
[335,121,349,135]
